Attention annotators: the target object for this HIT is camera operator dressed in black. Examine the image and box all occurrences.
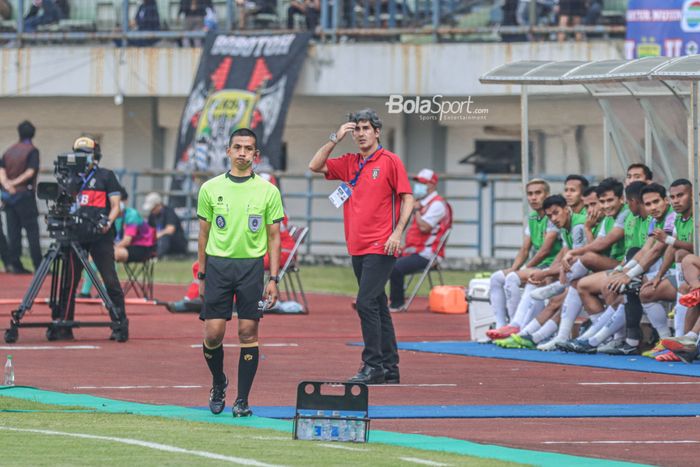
[62,136,128,342]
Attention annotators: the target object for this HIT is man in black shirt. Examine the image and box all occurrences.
[61,136,128,342]
[143,192,188,257]
[0,120,43,274]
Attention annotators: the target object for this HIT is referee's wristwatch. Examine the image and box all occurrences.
[268,275,280,284]
[329,132,338,144]
[197,271,206,280]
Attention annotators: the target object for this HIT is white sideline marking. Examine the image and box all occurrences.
[0,426,283,466]
[399,457,450,466]
[579,381,700,386]
[0,345,100,350]
[74,385,202,390]
[189,343,298,348]
[317,443,368,451]
[542,440,700,445]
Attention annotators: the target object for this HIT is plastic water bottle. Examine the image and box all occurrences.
[312,411,324,440]
[3,355,14,386]
[329,411,340,441]
[355,420,366,442]
[297,418,312,440]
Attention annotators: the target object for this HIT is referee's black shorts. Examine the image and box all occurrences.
[199,256,265,321]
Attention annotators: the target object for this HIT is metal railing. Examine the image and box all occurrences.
[0,0,626,44]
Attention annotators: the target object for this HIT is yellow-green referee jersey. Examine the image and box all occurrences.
[197,172,285,259]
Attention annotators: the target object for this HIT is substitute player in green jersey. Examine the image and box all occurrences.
[198,128,284,417]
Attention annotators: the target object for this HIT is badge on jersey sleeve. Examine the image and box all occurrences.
[329,182,352,209]
[248,214,262,232]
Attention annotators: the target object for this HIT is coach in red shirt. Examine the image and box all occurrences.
[309,108,413,384]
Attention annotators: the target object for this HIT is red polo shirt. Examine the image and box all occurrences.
[325,147,412,256]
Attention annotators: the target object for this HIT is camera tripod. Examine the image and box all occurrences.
[4,239,127,343]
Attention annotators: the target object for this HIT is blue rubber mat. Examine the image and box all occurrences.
[192,403,700,419]
[395,341,700,377]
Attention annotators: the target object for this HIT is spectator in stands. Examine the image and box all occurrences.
[142,192,189,257]
[0,0,12,20]
[114,191,156,264]
[55,0,69,19]
[237,0,277,29]
[0,120,42,274]
[131,0,161,46]
[389,168,449,312]
[179,0,212,47]
[557,0,584,42]
[24,0,62,32]
[583,0,603,27]
[287,0,319,32]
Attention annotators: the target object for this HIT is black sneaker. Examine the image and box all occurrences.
[677,346,700,364]
[232,398,252,417]
[556,338,583,353]
[606,342,639,355]
[569,339,597,354]
[110,320,129,343]
[209,377,228,414]
[77,292,92,299]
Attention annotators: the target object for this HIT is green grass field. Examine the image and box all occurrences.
[0,396,519,466]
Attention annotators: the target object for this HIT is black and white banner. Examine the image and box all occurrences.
[176,32,311,172]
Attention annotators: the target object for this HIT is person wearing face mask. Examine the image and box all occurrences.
[59,136,128,342]
[389,169,450,312]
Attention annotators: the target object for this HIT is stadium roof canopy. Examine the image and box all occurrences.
[480,56,700,246]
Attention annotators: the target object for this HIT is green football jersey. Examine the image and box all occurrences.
[197,172,285,259]
[674,215,694,244]
[561,211,588,249]
[526,211,561,267]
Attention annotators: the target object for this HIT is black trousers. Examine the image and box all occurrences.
[389,253,429,308]
[63,233,126,323]
[623,247,643,342]
[351,254,399,372]
[5,194,42,270]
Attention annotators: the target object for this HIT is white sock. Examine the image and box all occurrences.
[521,319,542,336]
[687,331,699,341]
[510,283,534,327]
[674,299,687,337]
[511,284,545,329]
[489,271,508,328]
[566,260,588,283]
[613,330,625,340]
[504,272,523,321]
[643,302,671,338]
[590,313,601,324]
[532,319,558,343]
[580,305,616,339]
[589,305,625,347]
[554,287,580,341]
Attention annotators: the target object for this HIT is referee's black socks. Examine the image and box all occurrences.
[237,342,259,402]
[203,341,226,385]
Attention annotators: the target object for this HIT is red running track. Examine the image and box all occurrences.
[1,273,699,466]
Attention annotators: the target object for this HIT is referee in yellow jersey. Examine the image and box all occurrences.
[198,128,284,417]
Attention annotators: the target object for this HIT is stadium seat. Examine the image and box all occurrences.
[400,227,452,312]
[122,251,157,300]
[278,225,309,313]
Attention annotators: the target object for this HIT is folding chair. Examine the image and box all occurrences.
[122,250,157,300]
[401,227,453,312]
[278,225,310,313]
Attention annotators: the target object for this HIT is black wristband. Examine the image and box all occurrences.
[269,275,279,283]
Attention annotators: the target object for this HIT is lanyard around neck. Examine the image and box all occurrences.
[348,146,382,188]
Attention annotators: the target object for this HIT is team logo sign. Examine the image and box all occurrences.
[216,215,226,229]
[372,168,380,179]
[248,214,262,232]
